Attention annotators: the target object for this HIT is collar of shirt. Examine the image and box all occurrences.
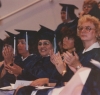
[67,19,75,23]
[63,19,75,24]
[21,54,33,61]
[82,42,100,54]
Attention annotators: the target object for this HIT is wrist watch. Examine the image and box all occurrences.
[76,65,82,70]
[61,70,67,76]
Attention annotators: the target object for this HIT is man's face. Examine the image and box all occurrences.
[17,39,28,55]
[61,11,67,22]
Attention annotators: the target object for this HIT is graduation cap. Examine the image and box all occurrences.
[38,25,57,53]
[15,29,38,51]
[60,3,78,19]
[38,25,54,43]
[5,31,16,55]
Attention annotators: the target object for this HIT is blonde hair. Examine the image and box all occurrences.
[83,0,97,8]
[77,15,100,40]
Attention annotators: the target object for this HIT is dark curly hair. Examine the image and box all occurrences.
[3,36,14,47]
[60,26,84,53]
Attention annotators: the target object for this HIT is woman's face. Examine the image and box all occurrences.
[38,40,53,57]
[83,4,93,14]
[17,39,28,55]
[78,21,97,42]
[63,36,75,51]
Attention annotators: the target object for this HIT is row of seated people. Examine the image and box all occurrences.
[0,14,100,95]
[0,0,100,95]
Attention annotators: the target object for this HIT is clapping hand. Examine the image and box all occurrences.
[2,45,14,65]
[5,63,22,76]
[50,50,66,75]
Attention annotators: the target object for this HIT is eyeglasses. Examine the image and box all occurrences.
[83,5,92,9]
[38,41,50,46]
[77,26,95,32]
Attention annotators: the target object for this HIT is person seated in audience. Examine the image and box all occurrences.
[79,0,97,18]
[50,27,83,86]
[14,25,62,95]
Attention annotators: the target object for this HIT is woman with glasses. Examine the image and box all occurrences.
[79,0,97,18]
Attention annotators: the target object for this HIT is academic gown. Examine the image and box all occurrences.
[15,56,62,95]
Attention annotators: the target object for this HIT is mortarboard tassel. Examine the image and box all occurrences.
[26,32,28,50]
[54,34,57,54]
[14,36,16,55]
[66,7,68,20]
